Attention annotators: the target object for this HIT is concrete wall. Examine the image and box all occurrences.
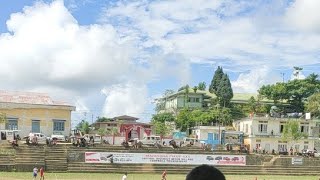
[0,107,72,137]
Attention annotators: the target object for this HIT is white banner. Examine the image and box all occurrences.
[85,152,246,166]
[291,157,303,165]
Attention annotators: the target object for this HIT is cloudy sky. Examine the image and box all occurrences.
[0,0,319,125]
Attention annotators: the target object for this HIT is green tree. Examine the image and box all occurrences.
[193,86,198,93]
[305,92,320,118]
[151,113,175,123]
[248,96,257,113]
[175,109,193,131]
[106,127,118,145]
[81,121,90,134]
[190,109,204,125]
[97,128,106,143]
[97,128,106,136]
[216,74,233,107]
[151,120,173,137]
[258,73,320,112]
[0,112,6,124]
[286,77,320,112]
[258,83,287,104]
[213,106,233,126]
[282,120,306,149]
[197,82,206,91]
[151,112,175,136]
[96,117,113,122]
[209,66,224,94]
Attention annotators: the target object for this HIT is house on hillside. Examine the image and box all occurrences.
[155,89,211,114]
[92,115,152,141]
[0,90,75,139]
[155,89,272,114]
[234,115,319,154]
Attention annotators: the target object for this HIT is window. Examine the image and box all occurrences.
[245,124,248,133]
[53,120,65,131]
[6,118,18,130]
[304,141,308,150]
[258,124,267,133]
[214,133,218,140]
[300,125,309,133]
[188,97,200,103]
[280,125,284,133]
[278,144,287,152]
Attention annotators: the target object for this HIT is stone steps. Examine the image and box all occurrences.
[45,146,67,172]
[67,162,320,176]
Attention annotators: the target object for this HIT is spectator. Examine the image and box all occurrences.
[186,164,225,180]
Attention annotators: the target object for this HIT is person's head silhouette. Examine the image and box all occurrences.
[186,164,225,180]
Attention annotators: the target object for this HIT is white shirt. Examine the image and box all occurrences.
[33,168,38,174]
[122,175,127,180]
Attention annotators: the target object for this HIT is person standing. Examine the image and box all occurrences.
[161,170,167,180]
[39,167,44,180]
[122,172,127,180]
[33,166,38,180]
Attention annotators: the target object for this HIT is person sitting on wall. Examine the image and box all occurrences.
[169,140,178,149]
[121,140,129,148]
[186,164,225,180]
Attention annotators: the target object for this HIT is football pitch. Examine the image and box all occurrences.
[0,172,318,180]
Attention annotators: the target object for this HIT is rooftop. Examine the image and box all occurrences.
[0,90,72,106]
[157,89,273,103]
[113,115,139,121]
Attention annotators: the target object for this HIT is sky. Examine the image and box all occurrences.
[0,0,319,126]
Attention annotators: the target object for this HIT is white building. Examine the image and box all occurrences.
[192,126,226,146]
[234,116,319,153]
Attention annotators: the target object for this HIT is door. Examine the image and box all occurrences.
[207,133,213,145]
[265,143,270,152]
[32,120,40,133]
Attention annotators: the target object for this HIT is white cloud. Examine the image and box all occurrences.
[285,0,320,33]
[0,0,135,94]
[232,66,281,93]
[101,0,320,72]
[99,0,320,102]
[101,83,148,118]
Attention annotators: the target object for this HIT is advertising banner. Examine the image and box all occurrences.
[291,157,303,165]
[85,152,246,166]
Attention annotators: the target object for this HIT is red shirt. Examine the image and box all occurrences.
[40,168,44,176]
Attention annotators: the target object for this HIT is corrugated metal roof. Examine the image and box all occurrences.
[0,90,71,106]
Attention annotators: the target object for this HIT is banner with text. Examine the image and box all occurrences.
[85,152,246,166]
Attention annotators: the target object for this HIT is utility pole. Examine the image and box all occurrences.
[91,114,94,124]
[280,73,285,83]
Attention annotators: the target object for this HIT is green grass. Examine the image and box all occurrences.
[0,172,318,180]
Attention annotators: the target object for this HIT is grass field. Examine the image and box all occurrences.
[0,172,319,180]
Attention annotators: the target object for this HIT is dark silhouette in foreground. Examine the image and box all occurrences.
[186,164,225,180]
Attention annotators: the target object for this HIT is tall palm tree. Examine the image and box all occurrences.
[184,85,190,108]
[106,127,118,145]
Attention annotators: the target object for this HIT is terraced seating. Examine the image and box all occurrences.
[45,145,68,172]
[1,143,320,176]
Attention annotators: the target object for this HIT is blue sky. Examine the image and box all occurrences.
[0,0,319,125]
